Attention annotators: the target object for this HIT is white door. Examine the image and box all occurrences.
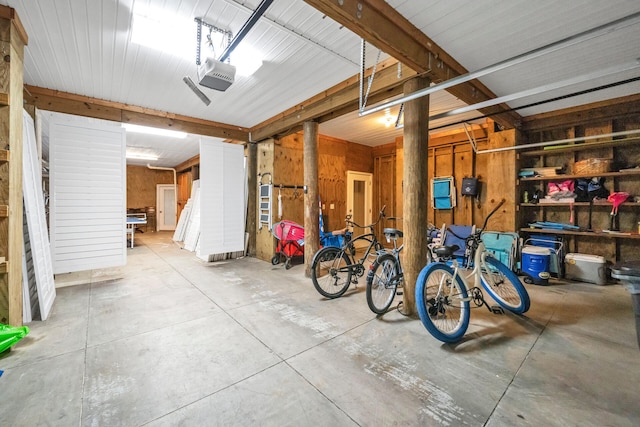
[346,171,372,245]
[157,184,177,231]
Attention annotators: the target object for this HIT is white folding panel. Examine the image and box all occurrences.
[22,110,56,319]
[49,113,126,274]
[172,198,193,242]
[183,186,201,252]
[198,138,245,259]
[22,206,39,323]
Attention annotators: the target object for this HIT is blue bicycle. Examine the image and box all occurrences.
[415,200,530,343]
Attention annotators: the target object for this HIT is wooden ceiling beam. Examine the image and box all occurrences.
[23,85,249,141]
[251,60,417,141]
[303,0,522,130]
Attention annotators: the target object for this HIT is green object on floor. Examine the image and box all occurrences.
[0,324,29,353]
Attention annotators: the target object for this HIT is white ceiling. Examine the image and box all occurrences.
[4,0,640,167]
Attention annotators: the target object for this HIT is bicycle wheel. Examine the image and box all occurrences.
[415,263,470,343]
[479,254,530,314]
[311,247,352,298]
[366,253,399,314]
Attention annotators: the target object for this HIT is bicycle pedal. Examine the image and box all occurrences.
[490,305,505,315]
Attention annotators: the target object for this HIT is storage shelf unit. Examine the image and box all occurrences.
[517,129,640,263]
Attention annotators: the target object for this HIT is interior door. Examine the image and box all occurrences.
[157,184,177,231]
[346,171,372,246]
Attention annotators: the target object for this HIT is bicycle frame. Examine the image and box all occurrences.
[442,240,488,295]
[346,231,381,265]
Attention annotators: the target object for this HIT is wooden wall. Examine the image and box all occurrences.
[273,132,373,232]
[126,165,174,210]
[254,132,373,262]
[371,122,518,233]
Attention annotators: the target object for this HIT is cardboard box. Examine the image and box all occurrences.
[565,253,608,285]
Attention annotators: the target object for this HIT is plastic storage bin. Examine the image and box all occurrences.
[565,253,607,285]
[522,246,551,285]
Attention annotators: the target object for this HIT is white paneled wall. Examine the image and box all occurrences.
[49,113,127,274]
[198,138,245,259]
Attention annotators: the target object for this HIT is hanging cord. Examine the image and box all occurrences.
[291,186,301,199]
[278,185,283,220]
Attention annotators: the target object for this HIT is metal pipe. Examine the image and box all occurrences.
[360,11,640,117]
[431,59,640,121]
[473,129,640,154]
[219,0,275,62]
[359,38,365,111]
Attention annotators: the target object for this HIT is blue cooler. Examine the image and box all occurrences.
[611,261,640,350]
[522,246,551,285]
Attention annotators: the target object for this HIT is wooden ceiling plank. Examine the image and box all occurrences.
[251,62,417,141]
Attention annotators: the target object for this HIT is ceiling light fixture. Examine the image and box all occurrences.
[122,123,187,139]
[126,151,159,161]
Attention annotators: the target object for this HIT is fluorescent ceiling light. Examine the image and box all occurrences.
[126,150,159,161]
[122,123,187,139]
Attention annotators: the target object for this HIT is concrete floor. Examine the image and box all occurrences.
[1,231,639,426]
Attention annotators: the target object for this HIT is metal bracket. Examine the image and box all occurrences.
[194,17,233,66]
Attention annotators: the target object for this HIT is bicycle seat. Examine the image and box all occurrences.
[433,245,459,258]
[383,228,403,239]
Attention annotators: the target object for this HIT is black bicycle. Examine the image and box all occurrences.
[365,226,404,314]
[311,206,387,298]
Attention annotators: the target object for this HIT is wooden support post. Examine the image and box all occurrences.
[0,6,26,325]
[402,76,430,315]
[246,142,257,257]
[303,121,320,277]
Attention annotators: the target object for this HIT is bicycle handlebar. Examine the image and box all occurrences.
[481,198,506,231]
[345,204,386,229]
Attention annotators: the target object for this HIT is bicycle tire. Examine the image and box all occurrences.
[366,253,399,314]
[479,255,530,314]
[415,263,470,343]
[311,247,353,298]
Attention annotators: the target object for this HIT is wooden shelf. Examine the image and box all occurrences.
[0,261,6,274]
[519,136,640,157]
[520,202,640,207]
[521,228,640,239]
[519,170,640,182]
[0,93,8,107]
[0,205,7,217]
[0,149,8,162]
